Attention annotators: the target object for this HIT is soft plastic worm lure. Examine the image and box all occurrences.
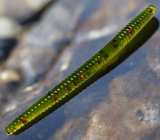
[5,5,156,135]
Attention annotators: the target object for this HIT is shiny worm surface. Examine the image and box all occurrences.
[5,5,156,135]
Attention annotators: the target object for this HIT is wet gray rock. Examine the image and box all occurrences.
[6,0,88,86]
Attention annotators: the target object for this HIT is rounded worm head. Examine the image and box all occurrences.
[148,5,156,14]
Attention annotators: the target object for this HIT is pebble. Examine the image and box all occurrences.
[0,17,21,39]
[0,69,21,84]
[0,17,21,58]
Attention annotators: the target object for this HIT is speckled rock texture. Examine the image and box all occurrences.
[0,0,160,140]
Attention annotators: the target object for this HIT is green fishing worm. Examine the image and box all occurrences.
[5,5,156,135]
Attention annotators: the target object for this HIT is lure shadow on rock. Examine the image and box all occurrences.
[5,5,159,135]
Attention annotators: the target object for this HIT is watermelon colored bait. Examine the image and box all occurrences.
[5,5,156,135]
